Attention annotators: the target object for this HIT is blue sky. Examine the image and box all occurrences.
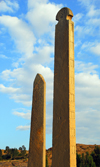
[0,0,100,150]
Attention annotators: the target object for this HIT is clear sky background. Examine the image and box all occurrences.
[0,0,100,150]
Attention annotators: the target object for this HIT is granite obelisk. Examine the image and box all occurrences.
[28,73,46,167]
[52,7,76,167]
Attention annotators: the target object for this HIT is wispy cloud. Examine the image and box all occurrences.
[73,13,84,24]
[77,0,95,9]
[13,111,31,120]
[10,94,32,106]
[76,109,100,144]
[74,0,100,41]
[0,15,36,63]
[87,5,100,17]
[0,54,8,59]
[0,0,19,13]
[16,125,30,131]
[75,61,98,74]
[91,43,100,56]
[0,84,20,93]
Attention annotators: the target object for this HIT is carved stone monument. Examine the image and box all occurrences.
[28,73,46,167]
[52,7,76,167]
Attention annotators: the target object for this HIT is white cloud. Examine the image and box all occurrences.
[86,18,100,27]
[81,42,94,50]
[0,0,19,13]
[0,63,53,106]
[14,101,53,133]
[75,62,100,111]
[87,5,100,17]
[75,40,82,47]
[0,0,59,109]
[0,84,20,93]
[75,25,94,37]
[10,94,32,106]
[28,0,48,9]
[1,69,12,81]
[74,1,100,39]
[26,1,62,35]
[30,45,54,64]
[0,15,36,62]
[16,125,30,131]
[0,0,13,12]
[91,43,100,56]
[76,109,100,144]
[76,41,100,58]
[75,61,100,144]
[74,25,83,36]
[0,0,100,147]
[73,13,84,24]
[0,0,57,108]
[75,61,98,74]
[77,0,95,9]
[13,111,31,120]
[46,102,53,134]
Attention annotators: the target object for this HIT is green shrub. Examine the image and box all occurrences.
[46,155,49,167]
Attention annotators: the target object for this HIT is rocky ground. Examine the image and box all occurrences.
[0,144,100,167]
[0,159,28,167]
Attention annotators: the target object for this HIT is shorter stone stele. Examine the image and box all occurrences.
[28,73,46,167]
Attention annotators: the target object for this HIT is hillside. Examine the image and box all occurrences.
[0,144,100,167]
[46,144,100,166]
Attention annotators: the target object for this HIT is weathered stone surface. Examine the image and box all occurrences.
[28,73,46,167]
[52,7,76,167]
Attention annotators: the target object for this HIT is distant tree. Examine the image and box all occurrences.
[5,146,10,154]
[89,155,96,167]
[85,152,90,166]
[22,145,26,151]
[92,146,100,167]
[4,150,6,153]
[2,154,11,160]
[46,155,49,167]
[10,148,19,159]
[94,146,100,155]
[14,148,19,157]
[91,152,95,160]
[77,153,81,167]
[21,145,26,157]
[6,146,9,151]
[0,150,2,157]
[92,162,96,167]
[19,147,22,151]
[80,153,85,167]
[0,149,2,160]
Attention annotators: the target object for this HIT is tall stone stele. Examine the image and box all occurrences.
[52,7,76,167]
[28,73,46,167]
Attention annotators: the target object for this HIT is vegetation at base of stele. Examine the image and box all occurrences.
[46,154,49,167]
[51,146,100,167]
[0,145,49,167]
[0,145,100,166]
[77,146,100,167]
[0,145,27,161]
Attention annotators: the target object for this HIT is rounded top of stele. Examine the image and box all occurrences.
[56,7,73,21]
